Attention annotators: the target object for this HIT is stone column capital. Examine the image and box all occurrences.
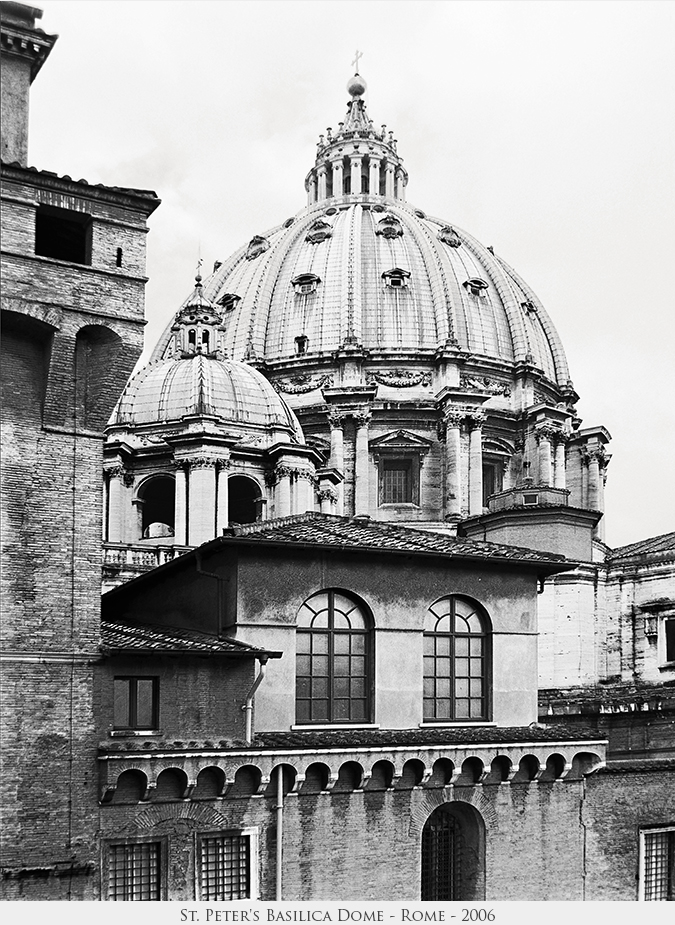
[327,409,348,429]
[352,407,372,428]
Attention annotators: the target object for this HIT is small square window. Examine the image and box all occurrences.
[107,840,163,901]
[113,677,158,730]
[198,831,257,901]
[35,205,92,264]
[640,827,675,901]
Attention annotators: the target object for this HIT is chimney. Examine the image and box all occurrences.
[1,2,57,165]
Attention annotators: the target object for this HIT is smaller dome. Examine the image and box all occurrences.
[110,354,304,444]
[347,73,367,97]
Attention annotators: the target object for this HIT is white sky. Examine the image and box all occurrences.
[27,0,674,548]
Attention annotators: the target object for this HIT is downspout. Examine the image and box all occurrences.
[276,764,284,901]
[243,656,268,745]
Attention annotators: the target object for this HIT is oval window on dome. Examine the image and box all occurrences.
[463,278,489,297]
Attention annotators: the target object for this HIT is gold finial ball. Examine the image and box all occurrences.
[347,74,367,97]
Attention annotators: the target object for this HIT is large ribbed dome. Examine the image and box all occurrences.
[152,201,569,385]
[110,353,304,443]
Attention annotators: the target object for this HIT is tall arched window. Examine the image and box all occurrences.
[421,803,485,901]
[424,596,490,722]
[296,590,372,725]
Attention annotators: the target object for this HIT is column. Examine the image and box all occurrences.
[188,456,218,546]
[444,412,463,519]
[317,165,327,201]
[296,470,315,514]
[586,448,602,511]
[332,160,343,197]
[536,428,553,486]
[307,174,317,206]
[395,168,405,200]
[385,164,395,198]
[276,465,292,518]
[328,410,345,515]
[554,437,567,489]
[353,408,371,515]
[104,465,125,543]
[468,414,484,516]
[369,158,380,197]
[350,156,362,195]
[216,459,230,534]
[174,463,188,546]
[318,487,338,514]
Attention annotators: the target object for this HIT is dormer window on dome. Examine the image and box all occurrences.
[246,235,269,261]
[375,214,403,239]
[217,293,241,312]
[463,278,489,297]
[292,273,321,295]
[438,226,462,248]
[306,220,333,244]
[383,268,411,289]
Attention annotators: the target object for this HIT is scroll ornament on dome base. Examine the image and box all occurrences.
[460,374,511,397]
[366,369,431,389]
[273,374,334,394]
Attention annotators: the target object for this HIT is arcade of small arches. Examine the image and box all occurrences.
[99,747,605,804]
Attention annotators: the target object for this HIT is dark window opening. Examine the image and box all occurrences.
[116,247,123,267]
[482,463,503,508]
[382,459,412,504]
[523,492,539,506]
[188,329,197,347]
[228,475,262,525]
[296,589,372,725]
[108,842,161,901]
[202,330,210,350]
[35,205,92,264]
[666,619,675,663]
[114,677,159,730]
[295,335,309,355]
[199,833,252,901]
[139,476,175,538]
[424,596,490,722]
[421,803,485,901]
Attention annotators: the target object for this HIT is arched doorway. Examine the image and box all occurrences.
[228,475,262,525]
[421,802,485,901]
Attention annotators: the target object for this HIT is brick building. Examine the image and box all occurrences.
[1,2,673,903]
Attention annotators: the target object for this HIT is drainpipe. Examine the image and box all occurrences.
[276,764,284,901]
[243,656,268,745]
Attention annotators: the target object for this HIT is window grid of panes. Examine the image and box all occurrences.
[113,676,158,729]
[296,590,370,724]
[382,460,412,504]
[108,842,160,901]
[424,597,488,721]
[200,833,250,901]
[643,829,674,901]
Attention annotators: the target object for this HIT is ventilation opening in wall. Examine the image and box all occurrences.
[523,492,539,506]
[35,205,92,264]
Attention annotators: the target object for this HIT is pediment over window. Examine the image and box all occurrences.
[369,430,432,456]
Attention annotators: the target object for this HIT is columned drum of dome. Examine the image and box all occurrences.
[144,74,610,541]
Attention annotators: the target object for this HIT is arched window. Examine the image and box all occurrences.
[296,590,372,725]
[424,596,490,722]
[228,475,262,525]
[421,803,485,901]
[138,476,175,538]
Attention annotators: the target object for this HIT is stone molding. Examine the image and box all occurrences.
[460,374,511,397]
[273,373,333,394]
[366,369,431,388]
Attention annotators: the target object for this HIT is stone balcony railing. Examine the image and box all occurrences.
[102,543,192,590]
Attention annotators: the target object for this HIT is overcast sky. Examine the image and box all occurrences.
[28,0,674,548]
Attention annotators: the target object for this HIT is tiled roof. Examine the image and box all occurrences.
[0,160,160,205]
[609,531,675,561]
[100,619,279,658]
[255,724,603,750]
[223,513,572,568]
